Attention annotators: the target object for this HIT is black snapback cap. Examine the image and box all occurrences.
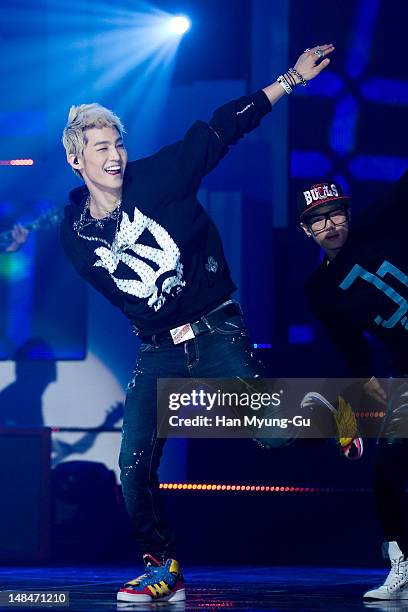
[298,182,350,221]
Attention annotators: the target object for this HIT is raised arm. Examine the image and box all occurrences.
[262,43,334,105]
[155,44,334,193]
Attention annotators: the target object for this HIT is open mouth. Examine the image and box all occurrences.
[105,165,121,176]
[325,232,340,242]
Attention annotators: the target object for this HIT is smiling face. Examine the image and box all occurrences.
[68,126,128,196]
[301,203,350,259]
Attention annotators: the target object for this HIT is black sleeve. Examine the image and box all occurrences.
[358,169,408,231]
[316,311,372,377]
[306,288,372,377]
[156,89,272,194]
[60,217,124,310]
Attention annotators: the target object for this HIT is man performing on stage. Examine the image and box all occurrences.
[60,45,333,603]
[299,176,408,600]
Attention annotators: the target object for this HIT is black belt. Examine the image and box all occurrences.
[140,302,241,345]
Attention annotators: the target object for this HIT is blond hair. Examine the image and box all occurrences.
[62,103,125,176]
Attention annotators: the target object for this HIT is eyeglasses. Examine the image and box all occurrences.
[307,208,348,233]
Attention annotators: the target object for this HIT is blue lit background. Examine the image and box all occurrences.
[0,0,406,474]
[278,0,408,357]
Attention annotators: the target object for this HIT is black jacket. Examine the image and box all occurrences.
[305,171,408,376]
[61,90,271,335]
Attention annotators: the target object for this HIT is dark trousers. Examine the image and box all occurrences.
[119,308,264,560]
[374,380,408,556]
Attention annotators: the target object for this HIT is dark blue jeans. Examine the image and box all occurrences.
[119,306,264,560]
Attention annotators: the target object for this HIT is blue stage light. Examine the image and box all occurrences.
[168,15,191,35]
[330,94,358,155]
[289,325,314,345]
[291,151,333,178]
[349,154,408,181]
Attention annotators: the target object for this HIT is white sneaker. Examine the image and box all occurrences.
[364,542,408,600]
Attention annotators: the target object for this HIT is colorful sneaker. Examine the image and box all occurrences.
[117,553,186,603]
[300,392,364,460]
[364,541,408,600]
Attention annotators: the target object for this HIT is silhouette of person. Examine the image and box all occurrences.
[0,339,56,427]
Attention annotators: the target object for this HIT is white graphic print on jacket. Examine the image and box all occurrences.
[93,207,185,311]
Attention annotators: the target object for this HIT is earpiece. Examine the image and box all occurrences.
[73,157,79,165]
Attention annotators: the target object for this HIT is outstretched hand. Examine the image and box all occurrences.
[262,44,335,105]
[293,44,335,82]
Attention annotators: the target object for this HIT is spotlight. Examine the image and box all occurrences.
[168,15,191,35]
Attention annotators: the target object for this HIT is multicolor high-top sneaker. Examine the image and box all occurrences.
[300,392,364,459]
[117,553,186,603]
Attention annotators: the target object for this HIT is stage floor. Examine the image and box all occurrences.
[0,565,396,611]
